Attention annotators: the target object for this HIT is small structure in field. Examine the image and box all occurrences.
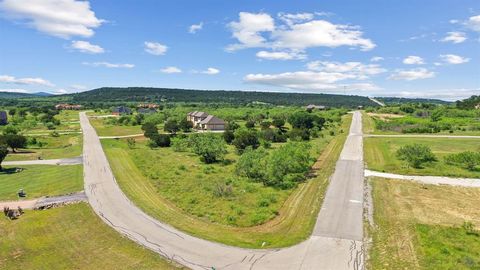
[112,106,132,116]
[475,104,480,110]
[138,103,160,109]
[55,104,83,110]
[0,111,8,125]
[306,104,326,111]
[137,108,157,114]
[187,111,225,131]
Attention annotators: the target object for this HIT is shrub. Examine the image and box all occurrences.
[235,147,268,181]
[171,136,190,152]
[152,134,171,147]
[245,120,256,129]
[266,142,312,188]
[190,133,227,163]
[164,119,179,134]
[213,182,233,197]
[179,118,193,132]
[141,122,158,138]
[288,128,310,141]
[126,138,136,149]
[233,128,259,153]
[223,129,235,144]
[444,151,480,171]
[396,144,437,168]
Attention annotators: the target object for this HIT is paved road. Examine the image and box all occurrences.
[365,134,480,139]
[365,169,480,187]
[99,134,145,139]
[3,156,83,166]
[81,111,365,270]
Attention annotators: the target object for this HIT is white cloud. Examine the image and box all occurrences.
[82,62,134,68]
[0,0,104,38]
[0,88,29,93]
[403,55,425,65]
[388,68,435,81]
[189,22,203,34]
[144,41,168,55]
[201,67,220,75]
[370,56,384,62]
[306,61,386,79]
[227,12,375,53]
[439,54,470,65]
[441,32,467,44]
[227,12,275,50]
[70,84,87,90]
[160,66,182,74]
[466,15,480,32]
[71,40,104,54]
[55,88,68,94]
[256,50,306,60]
[0,75,54,86]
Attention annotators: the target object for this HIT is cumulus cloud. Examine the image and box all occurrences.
[0,88,29,93]
[370,56,384,62]
[82,62,134,68]
[0,0,104,38]
[70,84,87,90]
[201,67,220,75]
[306,61,386,79]
[441,32,467,43]
[227,12,375,54]
[189,22,203,34]
[0,75,54,86]
[256,50,306,60]
[71,40,104,54]
[439,54,470,65]
[403,56,425,65]
[144,41,168,55]
[388,68,435,81]
[160,66,182,74]
[466,14,480,32]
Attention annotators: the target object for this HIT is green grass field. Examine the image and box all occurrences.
[0,165,83,200]
[368,178,480,269]
[100,115,351,248]
[90,117,142,136]
[364,137,480,178]
[5,134,82,161]
[0,203,182,269]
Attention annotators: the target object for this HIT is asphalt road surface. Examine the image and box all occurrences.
[365,169,480,187]
[80,111,365,270]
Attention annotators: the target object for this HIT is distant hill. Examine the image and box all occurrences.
[33,92,54,97]
[70,87,378,107]
[375,96,451,105]
[456,95,480,109]
[0,91,54,99]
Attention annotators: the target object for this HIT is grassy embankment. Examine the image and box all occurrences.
[368,178,480,269]
[0,203,183,269]
[5,134,82,161]
[0,165,83,200]
[89,117,143,136]
[364,137,480,178]
[101,115,352,248]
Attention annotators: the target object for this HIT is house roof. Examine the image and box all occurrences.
[113,106,132,113]
[194,111,208,117]
[188,111,198,116]
[199,115,225,125]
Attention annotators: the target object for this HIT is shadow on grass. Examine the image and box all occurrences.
[0,167,26,175]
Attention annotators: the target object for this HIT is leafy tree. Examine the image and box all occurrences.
[260,121,272,130]
[8,109,16,116]
[141,122,158,138]
[235,147,268,181]
[179,118,194,132]
[223,129,235,144]
[233,128,259,153]
[152,134,171,147]
[266,142,312,188]
[445,151,480,171]
[164,119,179,134]
[288,128,310,141]
[126,138,136,149]
[272,116,286,130]
[288,111,315,129]
[2,125,18,135]
[1,134,27,152]
[245,120,256,129]
[430,109,443,122]
[0,144,8,171]
[133,114,145,125]
[225,121,240,131]
[396,144,437,168]
[190,133,227,163]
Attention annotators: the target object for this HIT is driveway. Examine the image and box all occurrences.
[80,111,365,270]
[3,156,83,166]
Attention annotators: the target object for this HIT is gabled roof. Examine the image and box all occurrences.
[194,111,208,117]
[199,115,225,125]
[188,111,198,116]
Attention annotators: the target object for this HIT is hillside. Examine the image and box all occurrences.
[70,87,378,107]
[456,95,480,109]
[375,96,451,105]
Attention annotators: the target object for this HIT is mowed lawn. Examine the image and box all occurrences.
[0,203,183,270]
[5,134,82,161]
[0,165,83,200]
[369,178,480,269]
[89,117,142,136]
[101,115,352,248]
[364,137,480,178]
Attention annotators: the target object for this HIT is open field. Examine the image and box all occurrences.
[100,114,351,248]
[0,165,83,200]
[364,137,480,178]
[89,117,142,136]
[368,178,480,269]
[0,203,182,269]
[5,134,82,161]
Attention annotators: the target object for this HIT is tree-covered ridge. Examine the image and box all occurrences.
[375,96,451,105]
[456,95,480,109]
[70,87,378,107]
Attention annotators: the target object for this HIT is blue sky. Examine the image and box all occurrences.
[0,0,479,100]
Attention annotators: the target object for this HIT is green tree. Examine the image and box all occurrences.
[152,134,171,147]
[396,144,437,168]
[2,125,18,135]
[0,144,8,171]
[430,109,443,122]
[260,121,272,130]
[235,147,268,181]
[245,120,256,129]
[272,116,286,130]
[141,122,158,138]
[164,119,179,134]
[190,133,227,163]
[233,128,259,153]
[126,138,136,149]
[223,129,235,144]
[179,118,194,132]
[1,134,27,152]
[445,151,480,171]
[266,142,312,188]
[288,111,316,129]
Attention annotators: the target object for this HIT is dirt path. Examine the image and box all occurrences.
[365,134,480,139]
[3,156,83,166]
[0,191,87,210]
[365,169,480,187]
